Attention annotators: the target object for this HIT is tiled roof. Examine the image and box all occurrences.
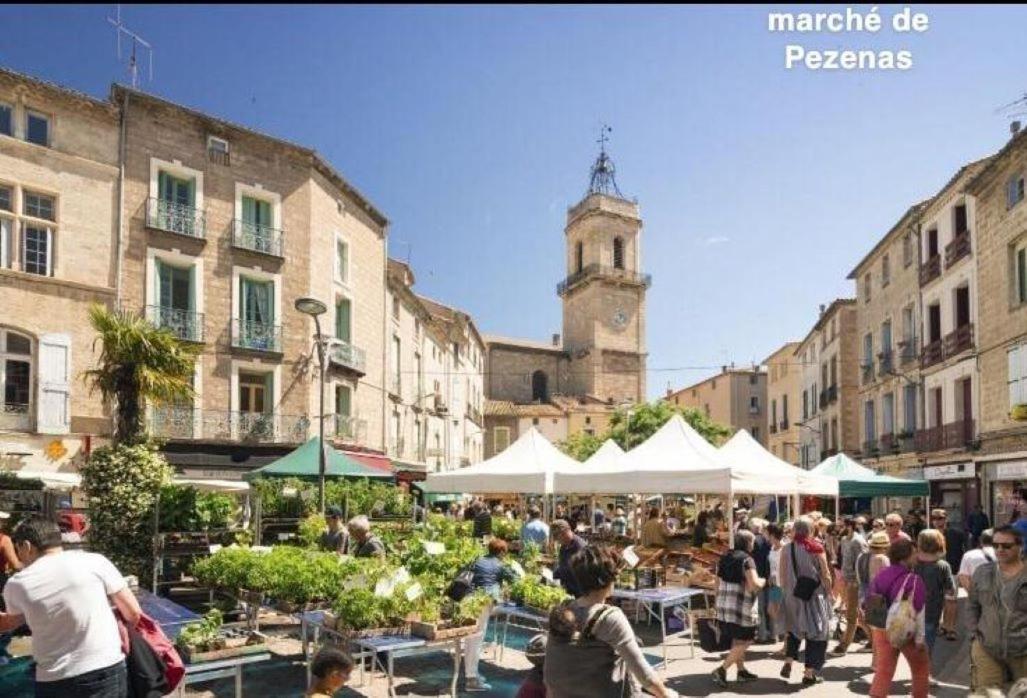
[485,400,566,418]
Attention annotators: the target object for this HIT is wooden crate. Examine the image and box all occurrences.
[332,624,410,640]
[179,636,269,664]
[410,619,479,640]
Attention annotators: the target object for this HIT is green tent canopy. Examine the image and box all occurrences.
[810,452,928,498]
[243,437,394,481]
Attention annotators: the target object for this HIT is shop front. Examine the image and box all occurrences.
[984,460,1027,527]
[876,462,926,516]
[923,462,979,528]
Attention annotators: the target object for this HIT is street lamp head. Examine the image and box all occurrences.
[294,297,327,317]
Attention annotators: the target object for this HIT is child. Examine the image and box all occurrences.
[515,633,547,698]
[307,647,354,698]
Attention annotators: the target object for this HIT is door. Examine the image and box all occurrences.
[157,171,196,235]
[955,286,971,328]
[239,277,274,348]
[961,377,973,443]
[932,387,943,428]
[241,196,273,252]
[928,305,942,343]
[927,228,939,258]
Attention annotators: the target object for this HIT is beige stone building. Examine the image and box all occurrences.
[966,125,1027,522]
[0,68,119,473]
[764,342,802,464]
[483,147,648,456]
[794,300,860,468]
[847,204,926,483]
[667,366,767,445]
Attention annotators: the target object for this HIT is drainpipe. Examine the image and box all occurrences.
[114,90,129,309]
[382,227,389,455]
[913,215,926,442]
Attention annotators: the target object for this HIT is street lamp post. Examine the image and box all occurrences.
[295,296,329,514]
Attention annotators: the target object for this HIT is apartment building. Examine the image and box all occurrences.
[794,300,860,468]
[0,68,119,472]
[848,204,926,484]
[667,365,767,445]
[764,342,802,465]
[114,84,391,477]
[966,125,1027,523]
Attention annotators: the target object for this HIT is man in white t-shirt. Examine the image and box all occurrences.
[958,528,996,592]
[0,517,141,697]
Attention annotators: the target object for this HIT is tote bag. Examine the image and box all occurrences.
[885,573,918,648]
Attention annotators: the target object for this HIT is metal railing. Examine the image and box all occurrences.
[208,147,230,166]
[146,305,204,342]
[915,419,975,452]
[819,390,829,410]
[943,323,974,357]
[146,197,205,239]
[861,363,874,385]
[862,439,880,457]
[919,254,941,286]
[0,403,30,432]
[231,318,282,352]
[433,393,448,413]
[944,230,971,268]
[556,263,652,295]
[232,219,284,257]
[465,404,483,425]
[328,341,367,374]
[878,350,894,378]
[920,338,944,369]
[899,339,918,366]
[150,407,309,443]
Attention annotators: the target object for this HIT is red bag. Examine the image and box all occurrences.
[116,610,186,693]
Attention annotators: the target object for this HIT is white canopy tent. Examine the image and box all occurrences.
[718,430,838,497]
[422,426,580,494]
[550,439,624,494]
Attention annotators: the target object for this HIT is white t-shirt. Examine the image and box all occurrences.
[959,546,996,581]
[3,551,126,682]
[769,546,781,584]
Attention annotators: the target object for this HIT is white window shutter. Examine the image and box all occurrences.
[1019,345,1027,405]
[37,333,71,434]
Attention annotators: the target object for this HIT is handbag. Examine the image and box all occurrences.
[697,617,732,653]
[791,543,820,602]
[445,567,475,602]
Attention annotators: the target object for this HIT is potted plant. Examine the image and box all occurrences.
[1012,404,1027,421]
[176,609,267,663]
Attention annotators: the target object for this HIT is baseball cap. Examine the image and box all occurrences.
[325,505,343,518]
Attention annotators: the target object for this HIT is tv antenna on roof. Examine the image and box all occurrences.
[107,5,153,89]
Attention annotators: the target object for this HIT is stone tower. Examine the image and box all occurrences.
[558,139,649,403]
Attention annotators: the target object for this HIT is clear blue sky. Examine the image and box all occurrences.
[5,5,1026,398]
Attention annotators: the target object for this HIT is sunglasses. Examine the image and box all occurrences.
[995,542,1020,550]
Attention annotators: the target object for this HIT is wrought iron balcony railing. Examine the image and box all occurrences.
[557,263,652,296]
[231,318,282,353]
[819,390,829,410]
[328,341,367,375]
[878,350,894,378]
[232,219,284,257]
[150,407,309,443]
[915,419,976,452]
[862,439,880,457]
[944,230,971,268]
[919,254,941,286]
[861,363,874,385]
[0,403,30,432]
[943,323,974,358]
[465,404,483,425]
[146,197,206,239]
[146,305,204,342]
[899,339,918,366]
[920,338,944,369]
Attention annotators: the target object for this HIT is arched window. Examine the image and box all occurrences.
[531,370,548,403]
[575,241,583,273]
[613,237,624,270]
[0,329,33,431]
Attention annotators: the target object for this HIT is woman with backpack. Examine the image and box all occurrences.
[544,545,673,698]
[778,516,833,686]
[866,538,929,698]
[710,529,765,687]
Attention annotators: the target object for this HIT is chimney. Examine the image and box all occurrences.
[819,303,826,316]
[721,364,728,373]
[1012,121,1022,138]
[551,333,560,347]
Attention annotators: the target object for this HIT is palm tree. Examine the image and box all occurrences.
[84,304,200,443]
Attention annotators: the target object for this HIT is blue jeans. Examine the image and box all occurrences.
[757,587,773,640]
[925,620,938,655]
[35,661,127,698]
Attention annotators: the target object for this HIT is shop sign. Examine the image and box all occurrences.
[181,468,243,481]
[996,461,1027,481]
[924,463,975,481]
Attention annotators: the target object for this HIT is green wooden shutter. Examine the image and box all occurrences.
[256,200,271,227]
[336,299,351,343]
[263,373,273,414]
[156,259,166,307]
[337,386,351,417]
[242,196,256,224]
[159,171,170,201]
[186,177,196,207]
[1019,248,1027,304]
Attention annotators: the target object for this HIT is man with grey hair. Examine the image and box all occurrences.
[347,515,386,559]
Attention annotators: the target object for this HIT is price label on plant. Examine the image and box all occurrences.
[277,533,292,541]
[342,574,366,591]
[208,544,222,554]
[422,541,445,555]
[509,560,525,577]
[622,546,640,569]
[374,579,395,597]
[541,567,554,582]
[392,567,411,585]
[404,582,423,601]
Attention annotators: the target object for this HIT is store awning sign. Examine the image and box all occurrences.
[997,461,1027,481]
[924,463,974,481]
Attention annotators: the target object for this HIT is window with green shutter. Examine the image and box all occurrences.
[336,385,351,417]
[1018,246,1027,305]
[159,171,195,207]
[242,196,271,228]
[335,298,351,343]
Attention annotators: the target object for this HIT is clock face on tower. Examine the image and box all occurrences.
[611,309,628,329]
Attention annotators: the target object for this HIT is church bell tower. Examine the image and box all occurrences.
[558,128,649,404]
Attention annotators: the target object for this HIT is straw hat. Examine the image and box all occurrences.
[868,531,890,549]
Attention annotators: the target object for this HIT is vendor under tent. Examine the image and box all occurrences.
[810,452,929,498]
[241,437,394,482]
[422,426,579,495]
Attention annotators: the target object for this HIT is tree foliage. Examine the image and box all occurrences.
[83,304,200,443]
[559,400,732,460]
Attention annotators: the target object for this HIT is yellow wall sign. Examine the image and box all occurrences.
[45,440,68,461]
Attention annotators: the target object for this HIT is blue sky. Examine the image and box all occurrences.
[5,5,1026,397]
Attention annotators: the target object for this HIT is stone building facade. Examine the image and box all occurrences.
[0,68,119,473]
[764,342,802,465]
[667,367,767,445]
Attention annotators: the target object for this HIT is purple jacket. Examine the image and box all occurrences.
[870,563,925,612]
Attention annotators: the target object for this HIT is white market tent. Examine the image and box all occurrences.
[583,439,625,469]
[550,439,624,495]
[422,426,580,494]
[718,430,838,497]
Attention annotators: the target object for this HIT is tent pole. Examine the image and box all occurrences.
[835,494,840,520]
[728,485,735,549]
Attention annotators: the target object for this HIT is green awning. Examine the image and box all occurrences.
[810,453,929,498]
[243,437,393,481]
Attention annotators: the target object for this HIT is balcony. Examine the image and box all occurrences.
[557,263,652,296]
[208,146,230,166]
[232,219,284,258]
[862,439,880,457]
[920,338,944,369]
[899,339,918,366]
[943,323,974,358]
[878,350,894,378]
[146,197,205,240]
[879,433,895,453]
[146,305,204,343]
[919,254,941,286]
[944,230,971,268]
[749,405,760,415]
[828,385,838,404]
[150,407,309,443]
[328,414,367,444]
[915,419,976,452]
[861,363,874,385]
[328,340,367,376]
[466,404,483,426]
[231,319,282,353]
[0,403,30,432]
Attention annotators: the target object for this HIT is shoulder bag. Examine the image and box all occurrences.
[791,544,820,602]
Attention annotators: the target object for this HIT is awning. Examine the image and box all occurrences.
[343,451,394,475]
[810,452,929,498]
[243,438,393,481]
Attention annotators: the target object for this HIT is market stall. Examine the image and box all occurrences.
[810,452,929,505]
